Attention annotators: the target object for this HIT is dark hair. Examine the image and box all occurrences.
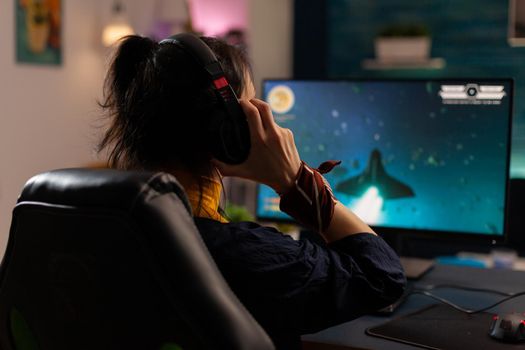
[98,35,252,174]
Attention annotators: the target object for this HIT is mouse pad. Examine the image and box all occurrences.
[366,304,525,350]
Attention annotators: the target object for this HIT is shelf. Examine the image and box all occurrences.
[362,58,446,70]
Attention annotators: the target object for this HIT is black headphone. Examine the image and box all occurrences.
[159,33,251,165]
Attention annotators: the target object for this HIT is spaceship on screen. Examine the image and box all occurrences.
[336,148,415,199]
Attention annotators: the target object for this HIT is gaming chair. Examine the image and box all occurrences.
[0,168,274,350]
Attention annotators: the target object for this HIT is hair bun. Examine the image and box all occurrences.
[112,35,159,97]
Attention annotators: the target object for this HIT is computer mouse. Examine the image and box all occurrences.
[489,312,525,342]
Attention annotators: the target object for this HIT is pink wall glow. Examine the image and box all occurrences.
[190,0,247,36]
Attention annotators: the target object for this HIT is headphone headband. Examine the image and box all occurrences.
[160,34,226,83]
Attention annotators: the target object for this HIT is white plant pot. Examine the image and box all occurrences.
[375,37,431,62]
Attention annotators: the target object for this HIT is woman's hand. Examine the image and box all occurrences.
[216,99,376,240]
[213,98,301,194]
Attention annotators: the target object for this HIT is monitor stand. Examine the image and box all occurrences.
[400,256,435,280]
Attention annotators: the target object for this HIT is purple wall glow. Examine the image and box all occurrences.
[190,0,247,36]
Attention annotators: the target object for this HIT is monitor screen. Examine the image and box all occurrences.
[256,79,513,237]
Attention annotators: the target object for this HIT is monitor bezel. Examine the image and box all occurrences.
[256,77,514,244]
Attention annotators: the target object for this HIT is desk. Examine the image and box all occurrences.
[302,264,525,349]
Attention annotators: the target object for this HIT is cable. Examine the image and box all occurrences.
[416,283,514,296]
[410,289,525,314]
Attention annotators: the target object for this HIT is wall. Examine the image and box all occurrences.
[124,0,294,91]
[192,0,247,36]
[247,0,293,91]
[0,0,107,255]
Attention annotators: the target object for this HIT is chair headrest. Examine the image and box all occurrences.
[18,168,192,214]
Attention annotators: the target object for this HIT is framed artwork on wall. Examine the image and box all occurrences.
[509,0,525,46]
[16,0,62,65]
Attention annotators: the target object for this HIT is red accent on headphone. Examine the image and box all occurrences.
[213,77,229,89]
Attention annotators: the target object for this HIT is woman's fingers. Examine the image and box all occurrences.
[239,99,264,141]
[250,99,279,134]
[240,98,280,140]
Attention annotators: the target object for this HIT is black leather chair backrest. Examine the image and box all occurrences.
[0,168,274,350]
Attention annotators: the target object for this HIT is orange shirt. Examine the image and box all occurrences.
[173,171,228,223]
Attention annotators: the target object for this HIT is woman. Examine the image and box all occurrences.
[99,34,406,349]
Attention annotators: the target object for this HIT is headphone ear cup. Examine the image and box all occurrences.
[227,116,251,162]
[208,108,250,164]
[161,34,251,164]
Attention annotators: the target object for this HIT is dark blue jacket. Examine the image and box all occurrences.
[195,218,406,349]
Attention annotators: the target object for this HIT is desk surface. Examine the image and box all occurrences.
[302,264,525,349]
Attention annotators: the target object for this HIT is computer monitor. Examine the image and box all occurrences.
[256,79,513,240]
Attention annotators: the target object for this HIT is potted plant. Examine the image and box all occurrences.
[375,23,431,62]
[224,202,255,222]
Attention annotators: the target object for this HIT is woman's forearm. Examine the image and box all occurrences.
[322,201,376,243]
